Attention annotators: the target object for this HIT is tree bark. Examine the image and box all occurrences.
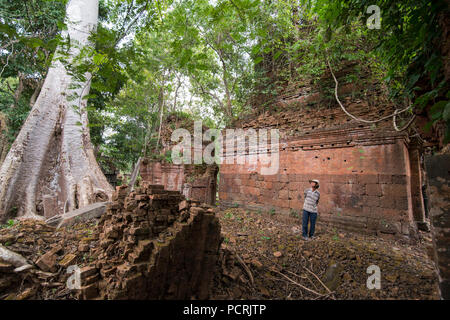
[29,78,44,108]
[7,72,24,109]
[0,112,8,165]
[156,73,166,149]
[0,0,112,222]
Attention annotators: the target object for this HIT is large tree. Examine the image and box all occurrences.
[0,0,112,222]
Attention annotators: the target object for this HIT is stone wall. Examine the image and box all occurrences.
[139,160,185,191]
[219,126,422,237]
[425,154,450,299]
[75,183,221,300]
[140,159,217,205]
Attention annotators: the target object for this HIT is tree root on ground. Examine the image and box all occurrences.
[0,244,34,272]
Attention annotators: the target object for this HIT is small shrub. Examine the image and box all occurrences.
[1,219,16,229]
[289,209,299,218]
[224,212,233,219]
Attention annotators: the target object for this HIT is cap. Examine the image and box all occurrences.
[309,179,320,188]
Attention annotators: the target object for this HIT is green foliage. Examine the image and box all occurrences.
[289,208,299,218]
[0,0,66,145]
[0,219,16,229]
[224,212,234,219]
[308,0,449,140]
[2,0,448,177]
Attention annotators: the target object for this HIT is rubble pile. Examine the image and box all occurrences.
[0,219,98,299]
[0,183,222,300]
[76,183,221,299]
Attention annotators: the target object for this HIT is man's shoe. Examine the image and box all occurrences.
[302,236,309,241]
[309,236,315,240]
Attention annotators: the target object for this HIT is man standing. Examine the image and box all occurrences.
[302,179,320,240]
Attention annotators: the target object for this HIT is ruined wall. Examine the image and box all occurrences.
[139,160,185,191]
[76,183,221,300]
[425,154,450,299]
[140,159,217,205]
[220,126,421,237]
[218,59,428,238]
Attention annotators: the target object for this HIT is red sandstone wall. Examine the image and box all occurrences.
[219,128,419,236]
[139,159,217,205]
[139,161,185,191]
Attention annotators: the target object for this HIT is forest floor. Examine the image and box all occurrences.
[0,207,440,300]
[211,208,440,300]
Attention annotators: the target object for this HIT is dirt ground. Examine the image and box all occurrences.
[0,208,440,300]
[0,219,98,300]
[211,208,440,300]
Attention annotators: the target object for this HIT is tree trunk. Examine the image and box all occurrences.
[0,112,8,165]
[217,49,233,120]
[172,75,182,112]
[0,0,112,222]
[10,73,24,109]
[29,79,44,107]
[156,74,166,149]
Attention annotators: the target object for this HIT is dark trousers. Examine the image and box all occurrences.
[302,209,317,237]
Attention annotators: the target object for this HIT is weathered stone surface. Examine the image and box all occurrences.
[219,131,423,238]
[140,160,218,205]
[58,253,77,268]
[46,201,109,228]
[425,154,450,300]
[35,251,57,272]
[74,183,221,300]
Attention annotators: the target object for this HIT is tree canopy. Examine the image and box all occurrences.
[1,0,448,172]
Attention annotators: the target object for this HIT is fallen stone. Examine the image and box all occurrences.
[250,259,263,269]
[179,200,189,211]
[322,262,343,291]
[35,251,57,272]
[273,251,283,258]
[46,201,109,228]
[78,283,98,300]
[79,266,98,280]
[291,226,301,234]
[58,253,77,268]
[78,243,90,252]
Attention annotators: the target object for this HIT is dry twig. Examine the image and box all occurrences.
[235,253,254,286]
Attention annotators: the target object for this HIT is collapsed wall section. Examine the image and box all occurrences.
[76,183,221,299]
[140,159,218,205]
